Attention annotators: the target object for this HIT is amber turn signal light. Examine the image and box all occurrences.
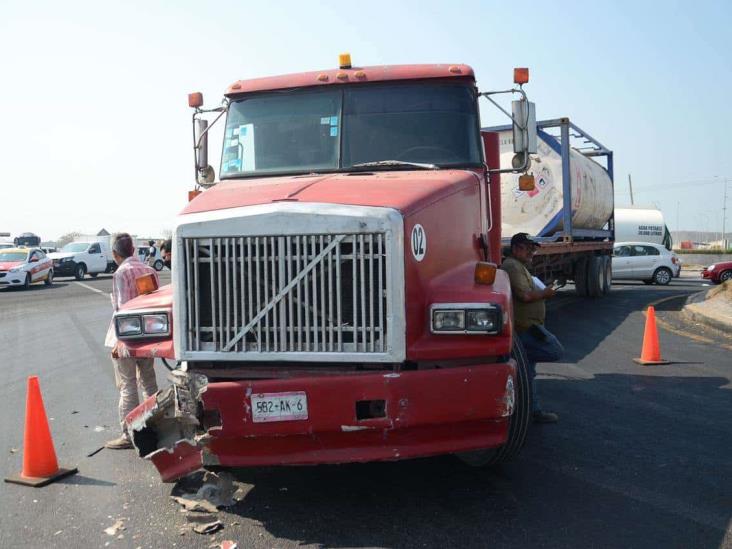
[188,92,203,108]
[513,67,529,85]
[135,273,158,296]
[475,262,497,285]
[188,189,202,202]
[519,174,536,191]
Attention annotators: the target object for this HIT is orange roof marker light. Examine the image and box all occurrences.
[188,92,203,108]
[513,67,529,85]
[474,262,498,285]
[339,53,352,70]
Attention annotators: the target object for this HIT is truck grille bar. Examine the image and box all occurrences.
[182,233,388,354]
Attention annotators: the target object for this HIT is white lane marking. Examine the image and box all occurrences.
[75,281,108,296]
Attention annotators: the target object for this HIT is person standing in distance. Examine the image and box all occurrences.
[160,239,172,270]
[104,233,160,449]
[500,232,564,423]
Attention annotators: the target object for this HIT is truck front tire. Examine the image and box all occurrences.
[456,337,531,467]
[74,263,86,280]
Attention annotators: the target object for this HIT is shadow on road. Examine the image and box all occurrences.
[57,474,116,487]
[212,372,731,548]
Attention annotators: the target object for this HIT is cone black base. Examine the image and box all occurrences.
[4,466,78,487]
[633,358,671,365]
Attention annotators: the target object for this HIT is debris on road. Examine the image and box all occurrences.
[9,448,18,454]
[192,520,223,535]
[93,426,106,432]
[212,541,238,549]
[104,519,126,536]
[170,495,218,514]
[86,446,104,458]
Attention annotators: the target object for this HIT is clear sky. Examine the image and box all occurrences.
[2,0,730,241]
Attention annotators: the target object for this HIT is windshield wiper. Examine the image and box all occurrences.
[350,160,439,171]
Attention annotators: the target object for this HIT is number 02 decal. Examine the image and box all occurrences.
[411,224,426,262]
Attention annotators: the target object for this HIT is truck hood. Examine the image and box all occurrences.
[119,284,173,312]
[182,170,481,217]
[0,261,23,271]
[48,252,75,260]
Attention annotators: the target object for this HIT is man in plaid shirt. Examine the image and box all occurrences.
[104,233,160,449]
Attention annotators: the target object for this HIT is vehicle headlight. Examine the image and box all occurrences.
[9,267,22,273]
[60,257,74,263]
[116,315,142,336]
[708,264,716,271]
[432,310,465,331]
[115,312,169,338]
[142,313,169,334]
[466,309,500,332]
[431,304,502,334]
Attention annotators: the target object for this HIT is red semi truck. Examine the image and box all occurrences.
[115,57,611,482]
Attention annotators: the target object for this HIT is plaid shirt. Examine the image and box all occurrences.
[105,256,159,347]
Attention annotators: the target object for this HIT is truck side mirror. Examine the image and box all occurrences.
[511,99,537,156]
[195,118,215,185]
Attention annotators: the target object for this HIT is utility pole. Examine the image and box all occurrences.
[723,178,728,250]
[628,174,634,205]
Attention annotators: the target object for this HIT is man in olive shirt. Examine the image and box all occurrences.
[501,233,564,423]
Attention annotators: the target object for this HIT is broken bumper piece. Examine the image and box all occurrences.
[125,362,515,482]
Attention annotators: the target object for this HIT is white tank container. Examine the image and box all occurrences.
[614,207,668,245]
[499,131,614,237]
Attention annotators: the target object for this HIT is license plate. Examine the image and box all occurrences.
[251,391,308,423]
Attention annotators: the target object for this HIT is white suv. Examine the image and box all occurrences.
[612,242,680,285]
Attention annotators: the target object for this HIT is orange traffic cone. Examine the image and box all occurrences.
[4,376,77,487]
[633,306,670,365]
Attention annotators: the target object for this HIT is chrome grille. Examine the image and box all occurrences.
[182,234,388,354]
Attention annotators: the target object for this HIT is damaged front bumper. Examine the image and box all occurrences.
[125,362,516,482]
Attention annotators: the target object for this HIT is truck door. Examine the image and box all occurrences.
[87,242,105,273]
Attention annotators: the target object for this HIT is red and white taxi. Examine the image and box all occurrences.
[0,248,54,289]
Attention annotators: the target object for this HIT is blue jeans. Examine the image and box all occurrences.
[517,325,564,413]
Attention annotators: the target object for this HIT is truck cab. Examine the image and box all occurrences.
[116,59,536,482]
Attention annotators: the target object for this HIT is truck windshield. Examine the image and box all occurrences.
[221,82,481,178]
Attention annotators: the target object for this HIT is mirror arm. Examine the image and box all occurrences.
[480,87,532,173]
[193,103,229,150]
[479,88,529,130]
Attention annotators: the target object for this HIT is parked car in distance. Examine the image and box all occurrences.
[701,261,732,284]
[0,247,54,289]
[48,240,115,280]
[612,242,680,285]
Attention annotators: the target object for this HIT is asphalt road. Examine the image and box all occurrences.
[1,273,730,548]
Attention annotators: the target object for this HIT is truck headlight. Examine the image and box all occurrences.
[115,312,170,338]
[116,315,142,336]
[143,313,169,334]
[431,304,502,334]
[466,309,500,332]
[432,310,465,331]
[60,257,74,263]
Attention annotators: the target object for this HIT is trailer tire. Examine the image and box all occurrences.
[602,256,612,294]
[587,256,604,297]
[456,337,531,467]
[574,257,589,297]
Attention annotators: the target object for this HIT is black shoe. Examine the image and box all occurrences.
[533,410,559,424]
